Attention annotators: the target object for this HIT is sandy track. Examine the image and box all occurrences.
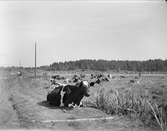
[0,80,20,129]
[0,77,153,131]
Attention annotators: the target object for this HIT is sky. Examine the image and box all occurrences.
[0,0,167,67]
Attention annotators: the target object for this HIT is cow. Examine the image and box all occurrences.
[129,79,135,83]
[80,74,85,78]
[51,75,65,80]
[47,81,90,108]
[89,82,95,87]
[72,74,81,83]
[17,71,22,76]
[97,74,103,79]
[51,75,60,79]
[120,75,126,78]
[103,77,109,81]
[95,79,101,84]
[73,78,79,83]
[90,74,94,79]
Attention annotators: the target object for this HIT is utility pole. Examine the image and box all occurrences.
[35,41,37,78]
[19,60,21,67]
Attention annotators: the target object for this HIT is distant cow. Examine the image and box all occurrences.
[17,71,22,76]
[51,75,60,79]
[72,74,79,79]
[90,74,94,79]
[72,75,81,83]
[107,74,112,78]
[102,77,109,81]
[50,78,56,85]
[80,74,85,78]
[120,75,126,78]
[51,75,65,80]
[89,82,95,87]
[95,79,101,84]
[129,79,135,83]
[47,81,91,107]
[97,74,103,79]
[73,78,79,83]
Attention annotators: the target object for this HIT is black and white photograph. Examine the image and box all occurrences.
[0,0,167,130]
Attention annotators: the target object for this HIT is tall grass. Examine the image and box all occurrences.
[94,86,167,130]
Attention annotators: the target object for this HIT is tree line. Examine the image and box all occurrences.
[39,59,167,72]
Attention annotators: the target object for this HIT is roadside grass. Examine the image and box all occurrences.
[89,82,167,130]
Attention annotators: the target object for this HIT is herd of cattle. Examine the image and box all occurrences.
[16,71,141,108]
[47,73,111,108]
[45,73,141,108]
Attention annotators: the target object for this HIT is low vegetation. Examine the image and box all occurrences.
[91,82,167,130]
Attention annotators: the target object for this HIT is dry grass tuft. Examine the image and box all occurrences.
[91,85,167,130]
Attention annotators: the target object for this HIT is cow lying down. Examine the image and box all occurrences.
[47,81,90,108]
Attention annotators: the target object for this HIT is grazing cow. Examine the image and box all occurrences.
[51,75,60,79]
[89,82,95,87]
[51,75,65,80]
[72,74,81,83]
[107,74,112,78]
[129,79,135,83]
[50,78,56,85]
[97,74,103,79]
[73,78,79,83]
[120,75,126,78]
[72,74,79,79]
[80,74,85,78]
[95,79,101,84]
[90,74,94,79]
[17,71,22,76]
[47,81,90,107]
[102,77,109,81]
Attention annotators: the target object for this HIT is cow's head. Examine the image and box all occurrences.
[77,80,90,97]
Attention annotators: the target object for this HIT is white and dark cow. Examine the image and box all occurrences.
[47,81,90,108]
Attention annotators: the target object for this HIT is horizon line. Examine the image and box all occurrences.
[1,58,167,68]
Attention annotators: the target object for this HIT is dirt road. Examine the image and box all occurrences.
[0,77,152,131]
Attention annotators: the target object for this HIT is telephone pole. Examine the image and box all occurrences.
[19,60,21,67]
[35,41,37,78]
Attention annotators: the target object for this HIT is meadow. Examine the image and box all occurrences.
[0,68,167,130]
[85,73,167,130]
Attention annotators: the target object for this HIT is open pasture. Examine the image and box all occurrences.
[0,69,167,130]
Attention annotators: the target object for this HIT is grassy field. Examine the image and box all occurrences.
[89,75,167,128]
[0,69,167,130]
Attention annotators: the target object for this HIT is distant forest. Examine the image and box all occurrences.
[39,59,167,72]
